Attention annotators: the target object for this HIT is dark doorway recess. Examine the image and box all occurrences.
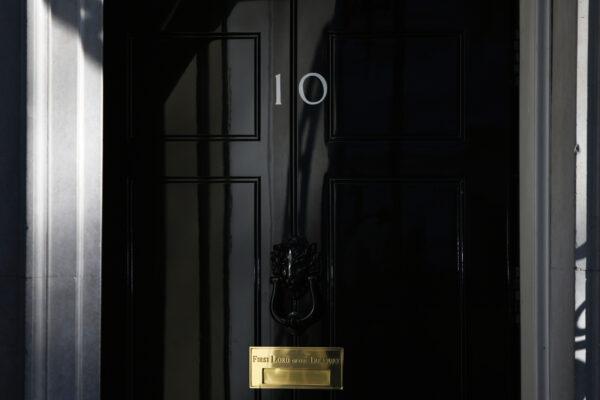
[103,0,520,399]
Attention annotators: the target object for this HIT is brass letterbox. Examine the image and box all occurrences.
[249,347,344,390]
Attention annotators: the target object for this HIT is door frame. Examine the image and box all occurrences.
[520,0,576,398]
[21,0,574,398]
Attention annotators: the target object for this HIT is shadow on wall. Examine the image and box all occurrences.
[575,301,587,400]
[44,0,103,65]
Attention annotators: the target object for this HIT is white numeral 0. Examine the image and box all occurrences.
[298,72,328,105]
[274,72,328,106]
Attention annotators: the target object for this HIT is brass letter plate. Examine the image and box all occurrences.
[249,347,343,389]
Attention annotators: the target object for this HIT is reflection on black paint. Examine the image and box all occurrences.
[138,36,256,138]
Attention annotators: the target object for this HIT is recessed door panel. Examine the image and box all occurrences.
[332,180,462,398]
[162,180,258,400]
[331,34,462,140]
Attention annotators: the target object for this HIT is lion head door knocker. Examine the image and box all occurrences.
[270,236,322,335]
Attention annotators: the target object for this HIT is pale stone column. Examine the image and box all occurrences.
[25,0,103,399]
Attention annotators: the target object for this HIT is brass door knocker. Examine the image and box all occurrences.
[270,236,322,335]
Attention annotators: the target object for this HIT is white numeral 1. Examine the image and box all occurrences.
[275,73,282,105]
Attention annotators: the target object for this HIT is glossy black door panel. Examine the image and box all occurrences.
[331,34,462,140]
[105,1,291,399]
[132,35,259,139]
[161,179,258,399]
[295,0,517,398]
[103,0,518,399]
[332,179,463,397]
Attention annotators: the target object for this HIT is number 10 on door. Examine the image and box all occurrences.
[275,73,328,106]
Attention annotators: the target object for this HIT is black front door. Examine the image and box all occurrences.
[103,1,519,399]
